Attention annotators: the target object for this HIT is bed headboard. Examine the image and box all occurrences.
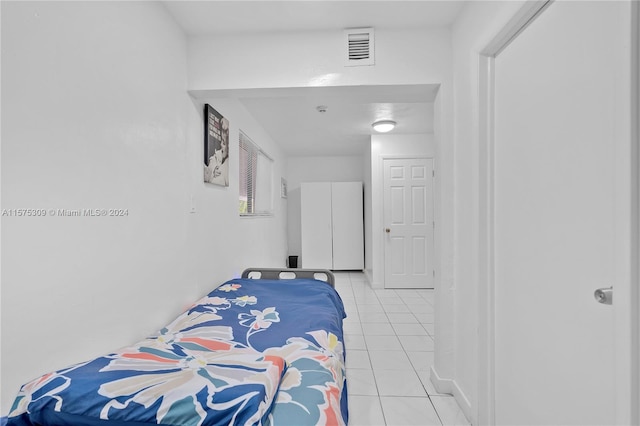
[241,268,335,288]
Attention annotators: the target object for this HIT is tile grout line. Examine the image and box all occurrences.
[349,273,388,426]
[339,272,457,426]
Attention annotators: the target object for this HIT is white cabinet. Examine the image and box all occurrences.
[301,182,364,270]
[330,182,364,270]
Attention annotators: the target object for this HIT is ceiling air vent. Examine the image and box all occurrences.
[344,28,375,67]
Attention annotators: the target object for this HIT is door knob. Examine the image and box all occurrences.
[385,228,391,233]
[594,287,613,305]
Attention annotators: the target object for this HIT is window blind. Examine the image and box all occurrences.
[239,131,273,216]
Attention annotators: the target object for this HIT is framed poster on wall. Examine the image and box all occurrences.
[204,104,229,187]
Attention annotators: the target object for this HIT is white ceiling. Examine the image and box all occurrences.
[165,1,465,156]
[163,1,465,36]
[200,84,440,156]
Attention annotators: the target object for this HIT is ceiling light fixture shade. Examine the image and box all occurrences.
[372,120,396,133]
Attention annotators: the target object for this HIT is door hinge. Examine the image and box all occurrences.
[432,170,435,177]
[433,270,435,277]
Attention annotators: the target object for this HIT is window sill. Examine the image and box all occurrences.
[240,212,274,218]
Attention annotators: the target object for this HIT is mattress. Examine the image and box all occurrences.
[6,276,347,426]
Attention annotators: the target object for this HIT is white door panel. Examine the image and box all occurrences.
[383,158,434,288]
[412,237,426,275]
[332,182,364,270]
[300,182,333,269]
[493,1,631,424]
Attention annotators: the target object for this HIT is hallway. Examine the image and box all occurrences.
[334,272,469,425]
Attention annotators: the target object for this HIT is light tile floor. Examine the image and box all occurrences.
[335,272,471,426]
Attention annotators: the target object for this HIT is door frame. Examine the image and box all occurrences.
[476,1,640,424]
[380,155,435,289]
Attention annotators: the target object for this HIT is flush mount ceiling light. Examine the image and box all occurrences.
[372,120,396,133]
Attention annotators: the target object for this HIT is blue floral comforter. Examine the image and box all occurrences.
[7,278,348,426]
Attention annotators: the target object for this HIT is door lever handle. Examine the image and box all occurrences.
[594,287,613,305]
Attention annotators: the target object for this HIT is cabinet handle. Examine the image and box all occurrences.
[385,228,391,233]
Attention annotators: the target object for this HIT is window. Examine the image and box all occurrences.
[239,131,273,216]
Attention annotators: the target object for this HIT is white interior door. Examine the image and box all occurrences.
[493,1,632,424]
[383,158,434,289]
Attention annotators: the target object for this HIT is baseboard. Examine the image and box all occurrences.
[363,269,372,284]
[364,269,384,289]
[430,366,474,425]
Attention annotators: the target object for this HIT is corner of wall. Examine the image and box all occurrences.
[363,268,374,287]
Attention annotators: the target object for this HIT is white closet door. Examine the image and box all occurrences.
[331,182,364,270]
[300,182,333,269]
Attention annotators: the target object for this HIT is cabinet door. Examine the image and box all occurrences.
[331,182,364,270]
[300,182,333,269]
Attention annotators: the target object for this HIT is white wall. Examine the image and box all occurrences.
[1,3,194,413]
[189,28,451,90]
[0,2,286,415]
[444,1,529,422]
[189,97,289,281]
[286,156,364,262]
[369,134,435,287]
[363,143,373,279]
[431,88,456,392]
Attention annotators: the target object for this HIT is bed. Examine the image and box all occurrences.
[5,268,348,426]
